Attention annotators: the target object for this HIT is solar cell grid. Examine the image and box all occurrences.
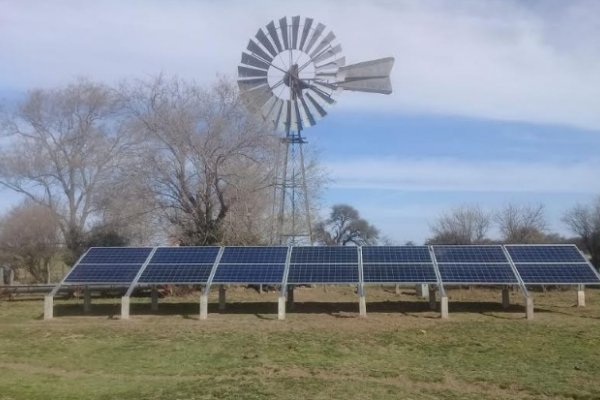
[362,263,437,283]
[437,263,518,284]
[287,264,359,283]
[291,246,358,264]
[433,245,508,263]
[515,263,600,284]
[149,247,219,264]
[506,245,585,263]
[362,246,431,263]
[220,246,288,264]
[138,263,213,284]
[80,247,152,264]
[64,264,142,284]
[212,264,285,284]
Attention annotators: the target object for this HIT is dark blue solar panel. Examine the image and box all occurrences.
[362,246,431,263]
[212,264,285,284]
[149,247,219,264]
[220,246,288,263]
[506,245,586,263]
[291,246,358,264]
[287,264,359,283]
[64,264,142,284]
[515,263,600,284]
[433,245,508,263]
[80,247,152,264]
[437,263,518,284]
[363,264,437,283]
[138,264,213,284]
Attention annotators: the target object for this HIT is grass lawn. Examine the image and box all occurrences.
[1,286,599,399]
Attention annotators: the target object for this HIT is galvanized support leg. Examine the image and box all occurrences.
[151,286,159,311]
[428,287,436,310]
[502,287,510,309]
[44,295,54,320]
[577,285,585,307]
[526,297,534,320]
[83,286,91,314]
[218,285,226,311]
[200,293,208,320]
[121,296,130,320]
[358,285,367,317]
[440,295,449,319]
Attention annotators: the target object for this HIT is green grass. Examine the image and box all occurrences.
[1,286,600,399]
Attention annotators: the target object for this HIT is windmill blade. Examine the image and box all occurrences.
[305,92,327,118]
[315,72,337,79]
[291,16,300,49]
[272,100,285,131]
[313,80,338,91]
[310,31,336,58]
[262,96,281,121]
[241,52,270,70]
[237,78,268,92]
[279,17,289,50]
[315,57,345,73]
[298,95,316,126]
[304,22,325,54]
[238,66,268,78]
[308,85,336,105]
[337,57,394,81]
[312,44,343,65]
[337,77,392,94]
[247,39,273,63]
[266,20,283,52]
[299,17,313,51]
[255,29,278,57]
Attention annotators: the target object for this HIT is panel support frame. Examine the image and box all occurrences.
[200,247,225,320]
[121,247,158,320]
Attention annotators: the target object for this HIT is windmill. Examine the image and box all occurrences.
[237,16,394,245]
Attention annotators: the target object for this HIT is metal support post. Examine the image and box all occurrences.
[502,287,510,309]
[358,285,367,317]
[200,294,208,320]
[416,284,429,299]
[151,286,159,311]
[218,285,226,311]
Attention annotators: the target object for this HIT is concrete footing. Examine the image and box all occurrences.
[200,294,208,320]
[359,296,367,317]
[83,287,91,313]
[151,286,159,311]
[525,297,534,320]
[44,295,54,320]
[428,287,436,310]
[121,296,130,320]
[440,296,449,319]
[218,285,226,310]
[278,296,286,320]
[502,288,510,309]
[416,284,430,300]
[577,290,585,307]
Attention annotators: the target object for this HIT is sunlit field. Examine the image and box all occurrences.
[1,286,599,400]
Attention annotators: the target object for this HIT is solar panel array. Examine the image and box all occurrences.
[506,245,600,285]
[433,245,519,284]
[64,247,153,284]
[59,244,600,287]
[362,246,437,283]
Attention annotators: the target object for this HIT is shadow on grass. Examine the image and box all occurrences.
[47,299,549,320]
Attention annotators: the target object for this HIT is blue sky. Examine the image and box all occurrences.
[1,0,599,243]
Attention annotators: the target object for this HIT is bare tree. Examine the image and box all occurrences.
[0,201,60,283]
[428,205,491,244]
[0,79,133,259]
[496,204,548,243]
[122,76,276,245]
[314,204,379,246]
[563,198,600,267]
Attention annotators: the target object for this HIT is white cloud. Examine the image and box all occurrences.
[326,157,600,193]
[0,0,599,129]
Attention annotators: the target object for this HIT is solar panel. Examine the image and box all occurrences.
[361,246,437,283]
[287,246,359,284]
[138,247,219,284]
[432,245,518,284]
[505,245,600,285]
[64,247,153,284]
[211,246,288,284]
